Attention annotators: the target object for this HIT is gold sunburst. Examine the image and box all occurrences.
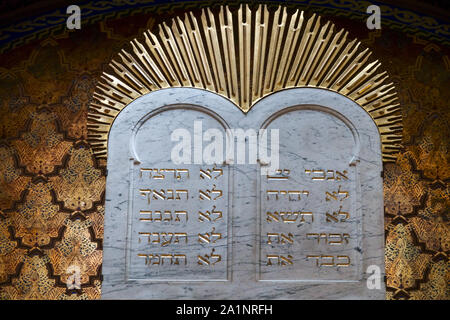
[87,4,402,162]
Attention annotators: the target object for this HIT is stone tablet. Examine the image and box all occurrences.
[102,87,385,299]
[130,107,230,281]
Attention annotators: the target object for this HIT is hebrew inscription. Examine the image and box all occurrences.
[129,108,230,281]
[259,108,360,281]
[102,88,384,299]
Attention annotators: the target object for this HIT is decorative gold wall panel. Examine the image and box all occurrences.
[87,5,402,163]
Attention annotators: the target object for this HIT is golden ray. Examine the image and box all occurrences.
[87,4,403,162]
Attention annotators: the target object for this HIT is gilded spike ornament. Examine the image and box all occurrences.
[87,4,403,162]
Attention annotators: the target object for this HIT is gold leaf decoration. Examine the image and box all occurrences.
[87,4,403,162]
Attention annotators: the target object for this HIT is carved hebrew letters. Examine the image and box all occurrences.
[102,88,384,299]
[259,108,359,281]
[130,108,229,281]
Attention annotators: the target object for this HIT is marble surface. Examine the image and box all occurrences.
[102,87,385,299]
